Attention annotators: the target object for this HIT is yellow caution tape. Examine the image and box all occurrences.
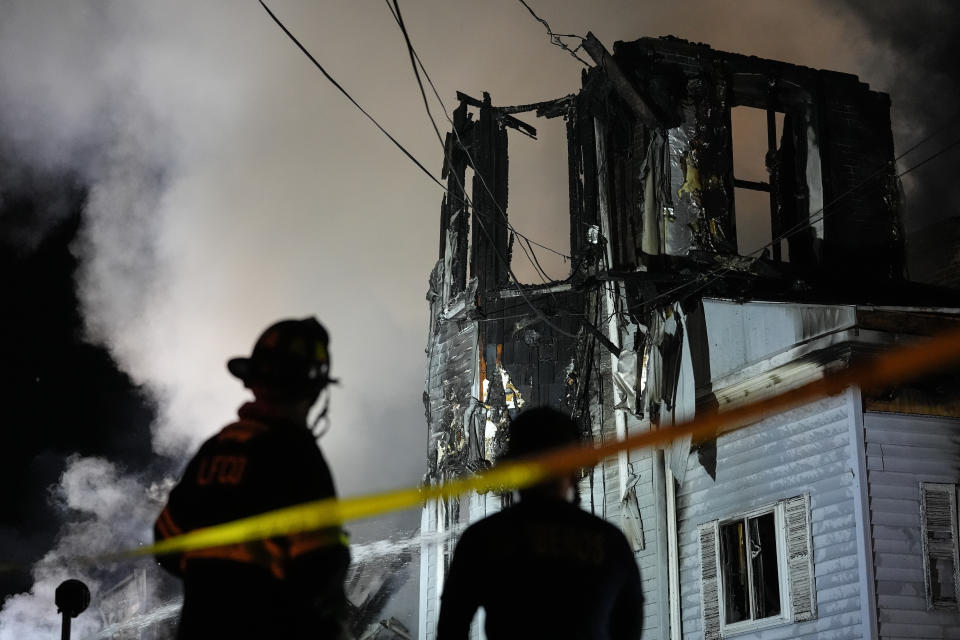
[8,323,960,570]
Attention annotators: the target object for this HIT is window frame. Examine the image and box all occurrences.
[919,482,960,611]
[730,105,784,261]
[716,501,793,635]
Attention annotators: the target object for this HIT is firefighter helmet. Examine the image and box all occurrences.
[227,317,334,395]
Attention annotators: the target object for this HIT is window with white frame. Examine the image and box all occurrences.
[699,495,816,638]
[920,483,960,610]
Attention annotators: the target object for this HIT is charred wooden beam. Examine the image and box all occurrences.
[733,178,771,192]
[582,32,661,128]
[495,95,576,118]
[456,91,537,138]
[470,93,510,297]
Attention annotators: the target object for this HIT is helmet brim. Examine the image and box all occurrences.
[227,357,253,381]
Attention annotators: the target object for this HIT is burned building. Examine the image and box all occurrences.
[420,35,960,639]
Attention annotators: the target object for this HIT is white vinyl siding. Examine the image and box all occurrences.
[865,412,960,639]
[678,395,863,639]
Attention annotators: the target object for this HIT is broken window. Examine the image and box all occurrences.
[699,495,815,636]
[731,106,787,260]
[920,483,960,609]
[505,113,570,284]
[719,511,781,623]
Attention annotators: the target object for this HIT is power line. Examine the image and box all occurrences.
[388,0,580,338]
[472,211,581,338]
[899,136,960,177]
[384,0,556,288]
[258,0,446,191]
[516,0,591,67]
[385,2,571,263]
[893,110,960,162]
[389,0,557,292]
[262,0,568,313]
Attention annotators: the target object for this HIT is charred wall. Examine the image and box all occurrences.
[599,36,904,281]
[423,33,908,490]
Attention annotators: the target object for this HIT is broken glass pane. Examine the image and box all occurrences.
[931,555,957,604]
[749,512,781,619]
[720,520,749,623]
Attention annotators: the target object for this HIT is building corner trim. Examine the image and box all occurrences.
[846,386,879,639]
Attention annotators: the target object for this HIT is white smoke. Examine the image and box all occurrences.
[0,457,168,640]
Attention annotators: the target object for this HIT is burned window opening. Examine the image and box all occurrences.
[700,495,814,635]
[506,115,572,284]
[719,511,782,624]
[731,106,789,261]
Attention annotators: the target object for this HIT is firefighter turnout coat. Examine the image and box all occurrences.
[155,401,350,639]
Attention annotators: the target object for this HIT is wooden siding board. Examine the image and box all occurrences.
[869,469,960,487]
[880,622,960,639]
[874,551,927,569]
[878,608,960,625]
[795,623,863,640]
[873,536,922,555]
[816,595,861,618]
[816,554,860,578]
[870,509,921,528]
[811,504,857,527]
[869,482,924,500]
[872,523,927,542]
[868,428,960,449]
[816,567,861,591]
[867,414,960,438]
[876,593,928,610]
[812,524,857,549]
[875,579,925,597]
[817,582,861,606]
[813,538,859,564]
[874,566,926,583]
[871,497,920,513]
[812,484,857,510]
[869,455,960,474]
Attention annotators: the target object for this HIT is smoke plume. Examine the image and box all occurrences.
[0,457,168,640]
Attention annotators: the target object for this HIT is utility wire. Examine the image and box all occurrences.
[384,0,572,262]
[388,0,579,339]
[516,0,591,67]
[899,136,960,177]
[263,0,570,334]
[892,110,960,162]
[384,0,554,288]
[258,0,446,191]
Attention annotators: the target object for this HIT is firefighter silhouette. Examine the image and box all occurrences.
[155,317,349,639]
[437,407,643,640]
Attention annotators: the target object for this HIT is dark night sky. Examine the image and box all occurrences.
[0,1,958,637]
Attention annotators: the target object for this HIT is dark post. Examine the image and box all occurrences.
[55,579,90,640]
[766,78,781,262]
